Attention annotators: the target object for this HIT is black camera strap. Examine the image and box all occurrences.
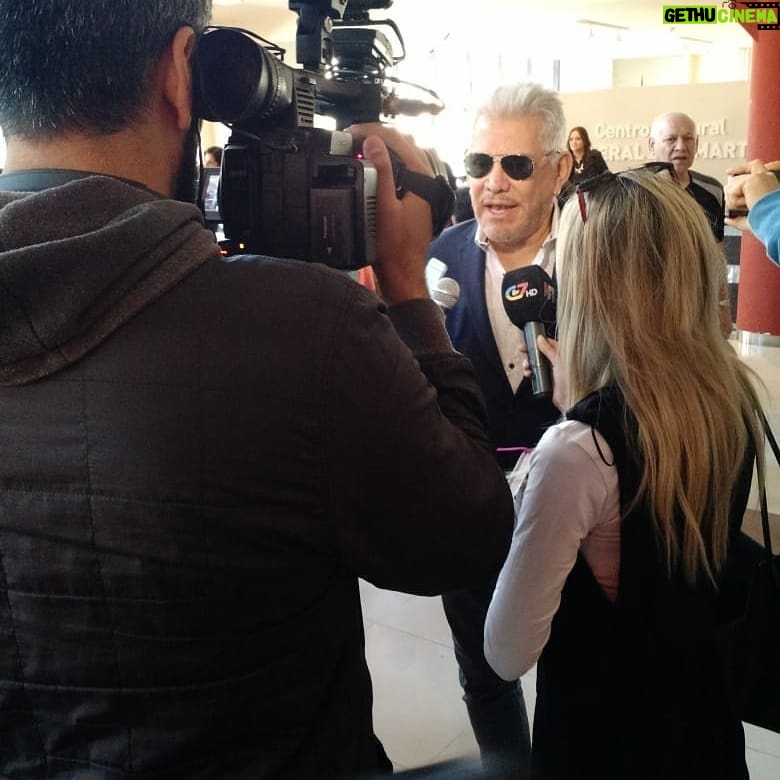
[394,167,455,237]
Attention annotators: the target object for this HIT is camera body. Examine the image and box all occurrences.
[193,1,449,270]
[219,118,378,270]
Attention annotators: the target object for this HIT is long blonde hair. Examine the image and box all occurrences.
[556,170,765,583]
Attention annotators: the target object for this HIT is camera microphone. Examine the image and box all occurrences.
[431,277,460,312]
[383,95,444,117]
[502,266,556,398]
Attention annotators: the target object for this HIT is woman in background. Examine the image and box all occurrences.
[484,168,766,779]
[204,144,222,168]
[567,125,608,184]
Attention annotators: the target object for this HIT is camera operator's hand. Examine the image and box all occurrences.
[347,124,434,305]
[724,158,780,232]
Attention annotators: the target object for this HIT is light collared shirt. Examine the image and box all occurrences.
[485,419,621,680]
[476,201,560,392]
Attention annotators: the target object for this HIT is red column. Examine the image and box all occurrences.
[737,26,780,335]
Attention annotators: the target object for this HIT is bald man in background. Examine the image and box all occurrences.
[649,111,733,335]
[648,111,725,242]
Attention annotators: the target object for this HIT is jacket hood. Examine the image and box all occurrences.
[0,175,220,385]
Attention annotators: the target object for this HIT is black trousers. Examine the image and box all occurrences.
[442,574,531,779]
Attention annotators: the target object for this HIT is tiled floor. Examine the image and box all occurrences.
[361,336,780,777]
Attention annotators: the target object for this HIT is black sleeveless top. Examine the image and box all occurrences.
[531,386,751,780]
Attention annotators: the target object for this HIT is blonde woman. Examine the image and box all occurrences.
[484,167,766,779]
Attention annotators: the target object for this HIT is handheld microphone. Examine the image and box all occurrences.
[432,277,460,312]
[383,96,445,117]
[502,266,556,398]
[425,257,448,293]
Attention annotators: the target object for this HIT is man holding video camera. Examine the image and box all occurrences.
[0,2,513,778]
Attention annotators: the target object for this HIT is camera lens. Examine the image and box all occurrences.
[193,28,295,124]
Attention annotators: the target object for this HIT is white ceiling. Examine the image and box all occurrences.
[210,0,753,63]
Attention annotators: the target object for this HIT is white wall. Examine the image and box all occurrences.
[560,81,749,182]
[392,80,749,183]
[612,49,751,88]
[385,21,751,180]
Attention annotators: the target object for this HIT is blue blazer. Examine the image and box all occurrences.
[428,219,560,470]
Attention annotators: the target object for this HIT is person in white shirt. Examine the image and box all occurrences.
[427,82,573,778]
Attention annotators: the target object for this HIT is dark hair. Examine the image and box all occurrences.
[567,126,593,158]
[0,0,212,139]
[205,145,223,165]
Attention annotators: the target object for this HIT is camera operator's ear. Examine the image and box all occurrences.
[165,26,198,131]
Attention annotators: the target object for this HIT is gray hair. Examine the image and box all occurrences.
[472,83,567,152]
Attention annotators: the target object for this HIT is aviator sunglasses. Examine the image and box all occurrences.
[464,150,560,181]
[575,161,678,222]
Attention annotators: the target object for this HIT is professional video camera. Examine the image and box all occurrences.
[192,0,454,270]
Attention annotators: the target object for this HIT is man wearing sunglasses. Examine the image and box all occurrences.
[427,82,572,777]
[648,111,725,242]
